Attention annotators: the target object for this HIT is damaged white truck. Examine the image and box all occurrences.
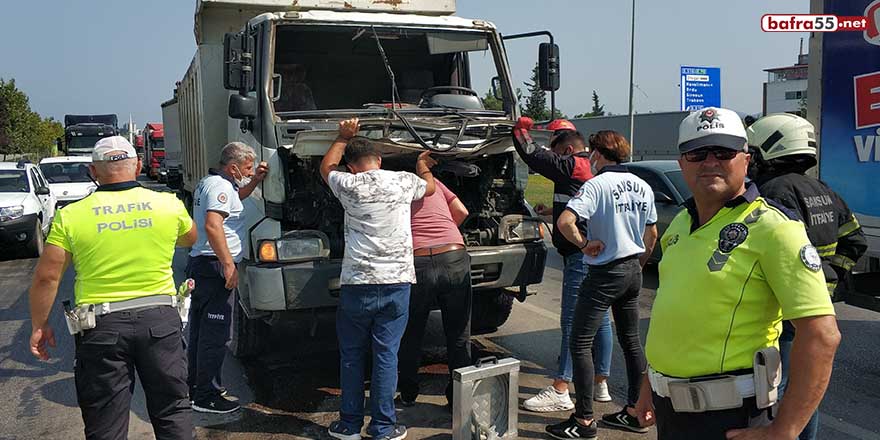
[170,0,554,356]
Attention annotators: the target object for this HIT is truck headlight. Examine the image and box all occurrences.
[258,230,331,263]
[0,205,24,222]
[498,215,544,243]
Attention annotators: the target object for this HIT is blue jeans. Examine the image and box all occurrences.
[559,253,613,382]
[779,320,819,440]
[336,283,410,438]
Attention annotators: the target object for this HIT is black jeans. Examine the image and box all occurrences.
[398,248,472,403]
[186,256,233,402]
[74,306,191,440]
[653,393,774,439]
[570,256,646,420]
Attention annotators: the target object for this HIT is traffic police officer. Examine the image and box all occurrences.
[747,113,867,440]
[634,108,841,440]
[187,141,267,414]
[28,136,197,440]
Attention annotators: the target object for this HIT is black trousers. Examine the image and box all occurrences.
[653,393,774,439]
[186,256,233,402]
[570,256,646,420]
[74,306,191,440]
[398,248,472,402]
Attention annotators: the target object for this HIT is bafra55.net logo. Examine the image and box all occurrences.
[762,0,880,42]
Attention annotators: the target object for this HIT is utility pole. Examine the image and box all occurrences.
[627,0,636,161]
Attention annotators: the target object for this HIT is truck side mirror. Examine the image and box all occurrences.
[35,186,51,196]
[223,32,255,92]
[538,43,560,92]
[654,191,675,204]
[229,94,258,120]
[491,77,502,100]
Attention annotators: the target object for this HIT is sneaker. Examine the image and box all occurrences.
[328,420,362,440]
[600,406,649,433]
[373,425,407,440]
[192,394,240,414]
[523,386,574,412]
[546,415,598,440]
[219,387,228,397]
[593,381,612,402]
[395,394,416,408]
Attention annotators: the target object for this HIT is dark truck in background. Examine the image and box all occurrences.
[63,114,118,156]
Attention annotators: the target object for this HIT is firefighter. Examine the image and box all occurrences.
[512,118,616,412]
[747,113,867,440]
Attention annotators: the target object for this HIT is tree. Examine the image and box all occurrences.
[574,90,606,118]
[483,87,503,111]
[521,63,550,121]
[0,78,60,158]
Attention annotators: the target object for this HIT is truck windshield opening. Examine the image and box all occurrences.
[272,25,502,114]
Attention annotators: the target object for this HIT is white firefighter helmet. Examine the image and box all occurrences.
[746,113,817,161]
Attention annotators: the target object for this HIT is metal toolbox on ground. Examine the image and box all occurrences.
[452,357,520,440]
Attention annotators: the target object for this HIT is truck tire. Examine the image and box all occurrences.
[230,291,269,358]
[182,192,194,217]
[25,219,44,258]
[471,289,514,334]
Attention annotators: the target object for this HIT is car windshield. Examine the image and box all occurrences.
[40,162,93,183]
[0,170,29,193]
[665,170,692,200]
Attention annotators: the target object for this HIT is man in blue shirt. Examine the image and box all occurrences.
[547,130,658,439]
[187,142,267,414]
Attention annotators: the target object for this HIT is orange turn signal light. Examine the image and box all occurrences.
[259,241,278,262]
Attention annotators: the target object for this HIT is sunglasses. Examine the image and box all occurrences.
[682,148,740,162]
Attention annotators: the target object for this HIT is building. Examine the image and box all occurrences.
[763,49,808,116]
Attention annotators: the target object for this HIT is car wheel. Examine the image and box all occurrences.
[26,219,45,258]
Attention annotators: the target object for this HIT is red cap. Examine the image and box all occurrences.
[546,119,576,132]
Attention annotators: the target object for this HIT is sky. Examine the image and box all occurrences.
[0,1,810,127]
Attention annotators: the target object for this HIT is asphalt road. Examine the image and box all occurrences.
[1,180,879,439]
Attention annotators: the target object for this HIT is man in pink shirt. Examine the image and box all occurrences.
[397,176,471,408]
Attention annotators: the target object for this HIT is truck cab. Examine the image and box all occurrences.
[143,123,165,180]
[175,0,555,355]
[63,114,119,157]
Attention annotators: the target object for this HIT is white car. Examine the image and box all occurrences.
[39,156,97,208]
[0,160,56,257]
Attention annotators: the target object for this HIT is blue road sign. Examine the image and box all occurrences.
[680,66,721,111]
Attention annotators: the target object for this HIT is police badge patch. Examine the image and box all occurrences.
[718,223,749,253]
[800,245,822,272]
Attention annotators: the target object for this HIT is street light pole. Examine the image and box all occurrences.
[627,0,636,161]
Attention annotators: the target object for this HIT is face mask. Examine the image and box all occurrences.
[588,151,599,174]
[231,164,251,188]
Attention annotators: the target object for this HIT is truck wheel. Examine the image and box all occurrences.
[230,291,269,358]
[25,219,44,258]
[471,289,514,334]
[182,192,194,217]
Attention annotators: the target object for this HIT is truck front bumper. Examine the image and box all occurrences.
[244,241,547,312]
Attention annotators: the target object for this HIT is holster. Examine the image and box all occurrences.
[64,304,96,336]
[667,376,744,413]
[753,347,782,409]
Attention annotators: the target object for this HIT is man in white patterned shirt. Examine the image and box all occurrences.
[321,118,436,440]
